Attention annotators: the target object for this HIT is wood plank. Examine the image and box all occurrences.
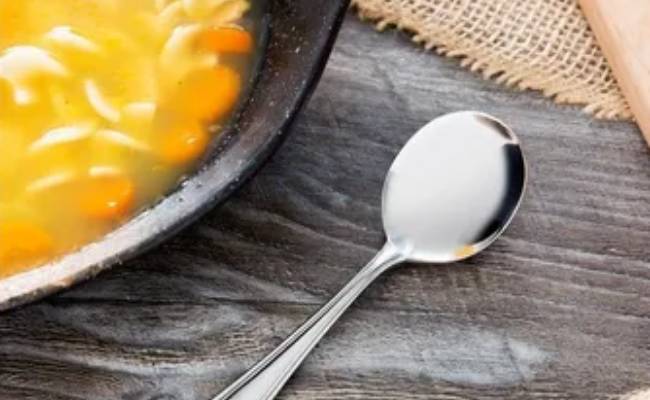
[1,14,650,400]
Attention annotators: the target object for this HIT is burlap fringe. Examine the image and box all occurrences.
[352,0,633,120]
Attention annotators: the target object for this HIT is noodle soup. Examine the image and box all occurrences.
[0,0,259,276]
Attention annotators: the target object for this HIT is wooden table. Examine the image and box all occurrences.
[2,14,650,400]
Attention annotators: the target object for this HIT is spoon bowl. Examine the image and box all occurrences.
[383,111,526,263]
[213,111,527,400]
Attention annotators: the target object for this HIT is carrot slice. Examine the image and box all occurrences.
[158,121,209,165]
[0,222,53,268]
[175,65,242,122]
[198,27,253,54]
[79,174,135,219]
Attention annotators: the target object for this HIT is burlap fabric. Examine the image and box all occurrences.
[353,0,631,120]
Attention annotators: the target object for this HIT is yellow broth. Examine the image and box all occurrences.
[0,0,258,276]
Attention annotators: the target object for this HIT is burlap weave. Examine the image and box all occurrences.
[353,0,632,120]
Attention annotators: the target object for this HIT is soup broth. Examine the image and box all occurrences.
[0,0,259,276]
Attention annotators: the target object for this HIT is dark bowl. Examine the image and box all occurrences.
[0,0,350,311]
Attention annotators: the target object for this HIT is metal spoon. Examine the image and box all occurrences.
[213,111,527,400]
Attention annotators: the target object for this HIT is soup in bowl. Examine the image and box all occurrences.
[0,0,260,277]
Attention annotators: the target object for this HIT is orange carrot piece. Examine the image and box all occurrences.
[0,222,53,268]
[79,175,135,219]
[175,65,242,122]
[158,121,209,165]
[198,27,253,54]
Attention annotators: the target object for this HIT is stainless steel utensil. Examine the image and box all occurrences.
[214,111,527,400]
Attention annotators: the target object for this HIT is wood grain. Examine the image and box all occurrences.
[580,0,650,145]
[2,14,650,400]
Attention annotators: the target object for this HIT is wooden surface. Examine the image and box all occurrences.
[2,14,650,400]
[580,0,650,145]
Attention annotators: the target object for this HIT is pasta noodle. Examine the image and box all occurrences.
[0,46,70,105]
[29,124,95,153]
[44,26,102,56]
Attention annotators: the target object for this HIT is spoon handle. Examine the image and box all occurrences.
[212,242,405,400]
